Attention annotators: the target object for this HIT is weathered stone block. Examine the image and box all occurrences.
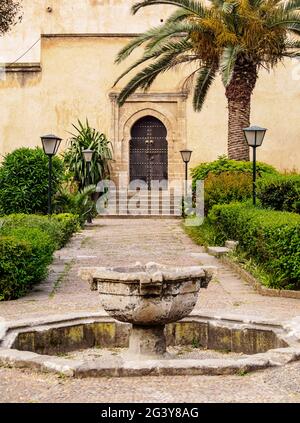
[207,247,230,257]
[225,241,239,250]
[208,324,232,351]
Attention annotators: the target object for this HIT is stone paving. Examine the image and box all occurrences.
[1,363,300,403]
[1,217,300,402]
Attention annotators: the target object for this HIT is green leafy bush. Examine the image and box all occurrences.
[0,213,80,249]
[257,174,300,213]
[204,171,252,213]
[209,203,300,290]
[0,148,64,215]
[0,213,80,300]
[192,155,277,188]
[0,229,54,301]
[53,185,97,225]
[51,213,81,246]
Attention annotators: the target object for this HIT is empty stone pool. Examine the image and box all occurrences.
[1,312,299,378]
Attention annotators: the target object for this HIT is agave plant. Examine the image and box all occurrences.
[64,119,113,190]
[115,0,300,161]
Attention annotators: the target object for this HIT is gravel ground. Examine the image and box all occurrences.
[58,346,244,362]
[1,363,300,403]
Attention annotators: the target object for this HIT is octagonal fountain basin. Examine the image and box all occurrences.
[80,262,215,358]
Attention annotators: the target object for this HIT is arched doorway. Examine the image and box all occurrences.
[129,116,168,189]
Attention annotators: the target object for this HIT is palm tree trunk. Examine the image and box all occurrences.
[227,99,251,161]
[226,56,258,161]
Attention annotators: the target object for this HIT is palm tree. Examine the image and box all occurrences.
[114,0,300,160]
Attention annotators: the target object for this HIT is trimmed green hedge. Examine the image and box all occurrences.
[192,156,277,189]
[257,174,300,213]
[204,171,252,213]
[0,213,80,249]
[209,203,300,290]
[0,214,80,301]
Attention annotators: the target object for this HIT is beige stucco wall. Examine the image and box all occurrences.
[0,0,176,62]
[0,1,299,174]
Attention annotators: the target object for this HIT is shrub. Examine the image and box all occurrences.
[257,174,300,213]
[64,119,112,190]
[0,147,64,215]
[0,213,80,248]
[209,203,300,290]
[204,171,252,213]
[0,213,80,300]
[51,213,81,246]
[0,229,54,301]
[53,185,97,225]
[192,155,277,188]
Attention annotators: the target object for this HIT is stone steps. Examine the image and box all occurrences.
[98,190,183,217]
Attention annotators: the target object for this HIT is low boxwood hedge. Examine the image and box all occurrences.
[0,213,80,301]
[0,213,80,249]
[209,203,300,290]
[204,171,253,214]
[257,174,300,213]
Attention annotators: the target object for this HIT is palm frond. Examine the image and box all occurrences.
[220,45,240,86]
[115,28,162,64]
[283,0,300,11]
[117,44,194,106]
[222,2,237,14]
[193,65,217,111]
[114,36,192,87]
[165,7,196,24]
[284,38,300,49]
[285,22,300,33]
[132,0,206,17]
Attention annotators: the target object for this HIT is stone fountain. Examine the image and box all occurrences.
[80,263,214,359]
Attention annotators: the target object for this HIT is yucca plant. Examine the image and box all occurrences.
[53,185,97,225]
[115,0,300,161]
[64,119,113,190]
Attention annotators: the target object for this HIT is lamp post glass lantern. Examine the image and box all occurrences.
[82,149,94,224]
[243,125,267,206]
[82,149,94,164]
[41,134,62,215]
[180,150,193,197]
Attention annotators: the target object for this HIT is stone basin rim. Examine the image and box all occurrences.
[79,263,217,284]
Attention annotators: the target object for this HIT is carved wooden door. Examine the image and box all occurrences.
[130,116,168,189]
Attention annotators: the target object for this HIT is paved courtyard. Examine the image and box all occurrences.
[1,217,300,402]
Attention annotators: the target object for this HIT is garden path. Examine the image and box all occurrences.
[1,218,300,403]
[0,218,300,323]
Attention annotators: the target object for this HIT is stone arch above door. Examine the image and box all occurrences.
[123,108,173,143]
[109,92,188,186]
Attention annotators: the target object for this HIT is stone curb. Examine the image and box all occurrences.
[220,256,300,300]
[0,348,280,378]
[1,312,300,378]
[1,346,300,378]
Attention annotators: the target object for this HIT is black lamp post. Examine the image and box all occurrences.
[180,150,193,197]
[243,125,267,206]
[82,149,94,223]
[41,134,62,215]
